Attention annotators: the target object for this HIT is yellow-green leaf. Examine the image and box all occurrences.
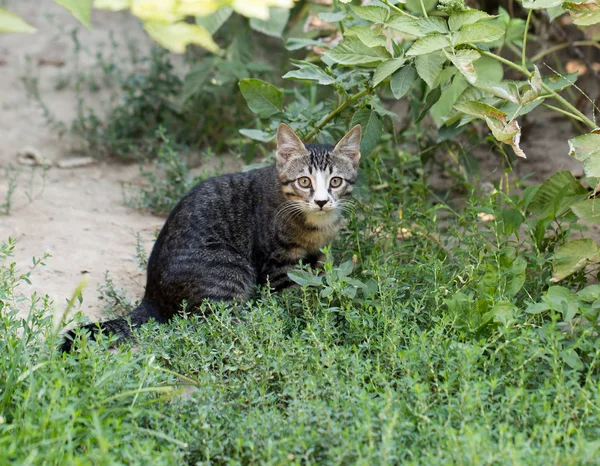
[55,0,93,28]
[239,78,283,118]
[414,53,446,88]
[373,58,406,86]
[325,36,391,66]
[143,21,222,54]
[345,26,387,48]
[453,23,505,45]
[231,0,294,20]
[0,7,36,33]
[552,239,599,282]
[406,33,451,56]
[93,0,131,10]
[350,4,389,24]
[448,10,495,31]
[571,199,600,223]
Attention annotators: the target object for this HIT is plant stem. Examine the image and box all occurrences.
[530,40,600,63]
[418,0,429,18]
[304,88,372,141]
[481,49,597,129]
[541,103,586,123]
[522,10,533,70]
[540,82,596,128]
[480,50,526,75]
[380,0,418,20]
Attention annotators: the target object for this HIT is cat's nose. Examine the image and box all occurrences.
[314,199,328,209]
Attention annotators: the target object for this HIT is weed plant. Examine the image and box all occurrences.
[2,140,600,463]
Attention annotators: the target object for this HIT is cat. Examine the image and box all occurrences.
[60,123,361,352]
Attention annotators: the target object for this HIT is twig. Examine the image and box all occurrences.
[531,40,600,63]
[479,50,597,129]
[304,87,373,141]
[418,0,428,18]
[541,103,586,123]
[522,10,533,69]
[380,0,418,20]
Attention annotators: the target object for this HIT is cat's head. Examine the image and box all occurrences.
[275,123,361,218]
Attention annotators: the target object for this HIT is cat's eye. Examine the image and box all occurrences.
[330,177,343,188]
[297,177,312,188]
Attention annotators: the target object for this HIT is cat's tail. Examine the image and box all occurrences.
[59,301,162,353]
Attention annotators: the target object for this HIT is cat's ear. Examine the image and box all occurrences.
[276,123,306,164]
[333,125,361,168]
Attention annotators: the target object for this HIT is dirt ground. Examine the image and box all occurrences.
[0,2,164,321]
[0,1,592,322]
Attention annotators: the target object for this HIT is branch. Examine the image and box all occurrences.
[479,50,597,129]
[304,88,372,141]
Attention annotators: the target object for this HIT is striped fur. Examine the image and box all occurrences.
[60,124,361,352]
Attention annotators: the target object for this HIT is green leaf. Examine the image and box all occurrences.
[337,260,354,277]
[406,33,451,56]
[288,270,323,287]
[473,80,520,103]
[454,101,507,119]
[390,64,418,98]
[561,349,584,371]
[195,7,233,35]
[345,26,387,48]
[285,37,325,51]
[444,49,480,83]
[578,284,600,301]
[180,64,212,103]
[350,5,389,24]
[283,61,336,85]
[453,23,505,45]
[563,2,600,26]
[351,109,383,156]
[318,11,347,22]
[373,58,406,86]
[0,7,36,33]
[568,130,600,178]
[571,199,600,224]
[542,72,578,92]
[415,53,446,88]
[547,5,566,20]
[449,10,495,31]
[525,302,551,314]
[522,0,564,8]
[552,239,600,282]
[238,78,283,118]
[529,171,589,218]
[249,7,290,38]
[55,0,92,28]
[418,17,449,34]
[415,87,442,123]
[239,129,275,142]
[490,301,517,326]
[386,14,422,36]
[324,36,391,65]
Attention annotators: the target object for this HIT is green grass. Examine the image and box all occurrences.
[1,144,600,465]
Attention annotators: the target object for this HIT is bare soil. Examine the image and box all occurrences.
[0,1,593,322]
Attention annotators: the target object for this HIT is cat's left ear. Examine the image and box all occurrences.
[333,125,361,168]
[276,123,307,166]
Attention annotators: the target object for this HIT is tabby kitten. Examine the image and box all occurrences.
[60,123,361,351]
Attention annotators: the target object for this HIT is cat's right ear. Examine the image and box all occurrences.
[276,123,306,166]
